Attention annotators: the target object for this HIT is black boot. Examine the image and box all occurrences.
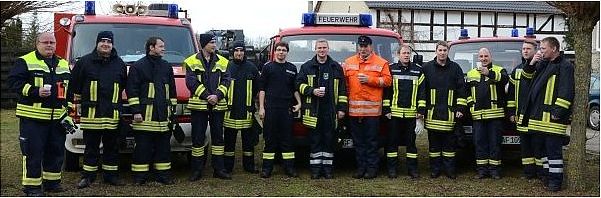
[224,155,235,174]
[24,186,44,197]
[188,156,205,181]
[443,156,456,179]
[353,168,366,179]
[364,168,378,179]
[156,171,175,185]
[323,166,334,179]
[261,159,273,178]
[283,159,298,178]
[310,163,321,179]
[213,169,232,180]
[103,171,124,186]
[133,172,147,186]
[77,177,93,189]
[387,156,399,179]
[243,155,259,173]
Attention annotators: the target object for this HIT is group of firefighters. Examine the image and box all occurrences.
[8,30,573,196]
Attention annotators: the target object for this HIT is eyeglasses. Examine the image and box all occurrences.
[38,41,56,45]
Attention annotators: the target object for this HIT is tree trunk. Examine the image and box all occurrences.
[565,16,595,192]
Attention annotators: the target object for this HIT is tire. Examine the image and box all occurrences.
[589,106,600,131]
[64,150,81,172]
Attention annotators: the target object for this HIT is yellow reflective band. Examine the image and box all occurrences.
[507,101,516,108]
[392,79,399,108]
[418,74,425,85]
[456,98,467,106]
[192,146,205,157]
[243,151,253,156]
[218,85,228,96]
[145,105,153,122]
[263,152,275,160]
[212,146,225,155]
[170,98,178,106]
[430,89,436,105]
[195,85,206,97]
[246,80,252,107]
[34,76,43,87]
[147,83,155,99]
[224,152,235,157]
[22,156,42,186]
[489,160,502,165]
[22,84,32,96]
[102,164,118,171]
[128,97,140,105]
[165,84,170,104]
[334,79,340,105]
[544,75,556,105]
[282,152,295,159]
[228,80,235,106]
[411,78,418,108]
[418,100,426,107]
[131,120,170,132]
[83,164,99,172]
[112,83,119,103]
[154,163,171,171]
[429,152,441,157]
[338,96,348,104]
[131,164,149,172]
[302,109,317,128]
[299,84,309,95]
[555,98,571,109]
[522,158,535,165]
[406,153,418,158]
[476,159,489,165]
[90,81,97,102]
[448,90,454,106]
[442,152,455,157]
[490,84,498,108]
[16,104,66,120]
[42,171,61,180]
[387,152,398,158]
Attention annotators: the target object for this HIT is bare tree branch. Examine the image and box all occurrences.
[1,1,74,27]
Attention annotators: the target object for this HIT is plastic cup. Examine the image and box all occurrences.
[43,84,52,91]
[319,87,325,93]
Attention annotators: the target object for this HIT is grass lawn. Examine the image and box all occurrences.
[1,109,599,196]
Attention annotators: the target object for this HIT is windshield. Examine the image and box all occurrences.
[281,35,400,69]
[448,41,523,73]
[71,24,196,64]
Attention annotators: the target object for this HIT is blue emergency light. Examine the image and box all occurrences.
[459,28,469,39]
[302,13,372,27]
[168,4,178,18]
[84,1,95,15]
[526,27,535,37]
[511,28,519,37]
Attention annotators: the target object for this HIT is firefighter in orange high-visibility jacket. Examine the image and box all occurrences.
[127,37,177,186]
[343,35,392,179]
[7,32,72,197]
[466,48,509,180]
[519,37,574,192]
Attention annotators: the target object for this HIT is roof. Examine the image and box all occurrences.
[365,1,563,14]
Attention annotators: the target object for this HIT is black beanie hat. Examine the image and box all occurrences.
[232,40,245,50]
[96,31,114,44]
[199,33,215,48]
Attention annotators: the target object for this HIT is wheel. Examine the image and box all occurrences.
[64,150,81,172]
[589,106,600,131]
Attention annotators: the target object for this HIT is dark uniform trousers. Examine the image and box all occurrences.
[472,119,503,174]
[81,129,119,181]
[387,118,418,174]
[349,117,380,174]
[427,130,456,175]
[132,131,171,181]
[190,110,226,173]
[19,119,66,192]
[224,127,258,172]
[262,108,295,173]
[309,112,335,175]
[532,132,564,187]
[519,132,537,178]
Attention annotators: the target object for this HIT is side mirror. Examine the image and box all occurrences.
[413,54,423,66]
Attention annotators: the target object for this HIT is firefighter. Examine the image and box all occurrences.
[184,34,232,181]
[127,37,177,185]
[7,32,72,196]
[343,35,392,179]
[520,37,574,192]
[422,41,467,179]
[71,31,127,188]
[466,48,509,179]
[257,42,302,178]
[296,38,347,179]
[223,41,260,174]
[507,40,538,180]
[382,44,425,179]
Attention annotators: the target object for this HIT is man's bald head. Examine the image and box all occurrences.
[478,47,492,66]
[36,32,56,58]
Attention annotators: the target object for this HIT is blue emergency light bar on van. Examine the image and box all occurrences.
[302,13,372,27]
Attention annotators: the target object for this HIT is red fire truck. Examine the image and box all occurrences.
[54,1,201,171]
[259,13,414,149]
[448,28,537,151]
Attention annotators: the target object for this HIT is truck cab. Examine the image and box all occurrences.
[261,13,405,149]
[448,28,537,150]
[55,1,201,171]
